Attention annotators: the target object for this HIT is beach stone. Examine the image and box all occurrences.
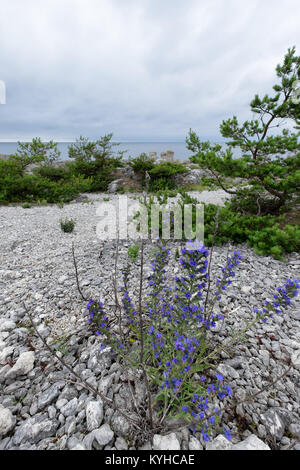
[0,196,300,450]
[0,405,16,436]
[115,436,128,450]
[86,400,103,431]
[12,415,58,445]
[60,398,78,417]
[241,285,252,295]
[0,320,16,332]
[288,423,300,438]
[291,350,300,370]
[93,424,114,447]
[110,412,131,437]
[188,436,203,450]
[152,433,181,450]
[206,435,233,450]
[217,363,240,379]
[0,347,14,364]
[70,443,86,450]
[231,434,270,450]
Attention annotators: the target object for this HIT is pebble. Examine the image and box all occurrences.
[86,400,103,432]
[0,405,16,436]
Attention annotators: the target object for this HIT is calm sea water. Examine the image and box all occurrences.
[0,141,195,161]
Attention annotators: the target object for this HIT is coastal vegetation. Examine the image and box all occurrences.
[1,47,299,451]
[0,48,299,259]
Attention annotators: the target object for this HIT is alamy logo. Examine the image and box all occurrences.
[291,80,300,105]
[95,196,204,244]
[0,80,6,104]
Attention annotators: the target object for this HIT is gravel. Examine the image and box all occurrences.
[0,192,299,450]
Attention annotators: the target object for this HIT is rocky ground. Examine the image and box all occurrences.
[0,191,299,451]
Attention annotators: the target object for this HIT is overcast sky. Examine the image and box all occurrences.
[0,0,300,142]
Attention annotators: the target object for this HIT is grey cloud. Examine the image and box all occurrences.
[0,0,299,142]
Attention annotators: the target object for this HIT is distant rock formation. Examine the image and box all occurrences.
[160,150,174,162]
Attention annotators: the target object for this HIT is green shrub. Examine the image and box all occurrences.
[138,191,300,259]
[148,162,188,192]
[149,161,188,179]
[149,177,173,192]
[9,138,61,175]
[36,165,70,182]
[0,157,91,203]
[202,202,300,259]
[187,47,300,215]
[128,243,140,261]
[68,134,125,191]
[129,153,156,183]
[60,217,75,233]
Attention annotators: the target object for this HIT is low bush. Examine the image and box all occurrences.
[60,217,75,233]
[35,165,71,182]
[67,134,125,191]
[129,153,156,187]
[86,240,299,444]
[148,162,188,192]
[203,202,300,259]
[128,243,140,261]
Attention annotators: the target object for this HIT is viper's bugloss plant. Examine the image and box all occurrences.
[60,217,75,233]
[86,240,299,443]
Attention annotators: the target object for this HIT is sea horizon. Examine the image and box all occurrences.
[0,140,198,161]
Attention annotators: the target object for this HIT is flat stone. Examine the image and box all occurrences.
[60,398,78,417]
[152,433,181,450]
[12,416,58,445]
[70,443,86,450]
[110,412,131,437]
[0,320,16,332]
[260,409,285,440]
[288,423,300,438]
[206,435,233,450]
[115,436,128,450]
[259,350,270,367]
[0,346,14,364]
[188,436,203,450]
[241,285,252,295]
[5,351,35,379]
[93,424,114,447]
[231,434,270,450]
[0,405,16,436]
[291,350,300,370]
[86,400,103,431]
[217,363,240,379]
[37,385,60,411]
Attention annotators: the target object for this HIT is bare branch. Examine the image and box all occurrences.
[72,242,88,302]
[23,301,141,429]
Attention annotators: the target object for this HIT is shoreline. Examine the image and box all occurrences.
[0,196,299,450]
